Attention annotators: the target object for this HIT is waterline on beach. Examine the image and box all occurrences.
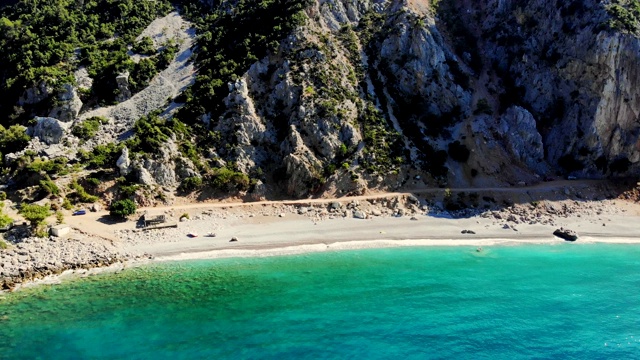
[152,236,640,261]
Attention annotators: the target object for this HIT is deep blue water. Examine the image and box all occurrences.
[1,244,640,359]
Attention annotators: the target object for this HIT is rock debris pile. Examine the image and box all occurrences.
[0,235,136,291]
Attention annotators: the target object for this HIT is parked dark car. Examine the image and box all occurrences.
[72,210,87,216]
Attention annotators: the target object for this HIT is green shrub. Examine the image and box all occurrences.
[19,203,51,227]
[180,176,203,192]
[127,113,171,154]
[0,191,6,201]
[119,184,139,197]
[55,211,65,224]
[0,240,7,249]
[78,143,123,169]
[68,180,99,203]
[444,188,452,199]
[180,213,190,220]
[338,143,348,158]
[0,125,30,156]
[131,36,156,55]
[474,98,493,115]
[39,178,60,196]
[27,157,68,175]
[606,1,640,34]
[211,167,250,191]
[72,117,106,140]
[62,198,73,210]
[324,164,336,177]
[86,177,101,187]
[0,209,13,229]
[110,199,137,218]
[130,58,158,91]
[35,226,49,238]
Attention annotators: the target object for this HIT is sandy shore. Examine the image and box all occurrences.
[111,194,640,260]
[4,189,640,291]
[145,215,640,262]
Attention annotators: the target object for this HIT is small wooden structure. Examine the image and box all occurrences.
[142,212,166,228]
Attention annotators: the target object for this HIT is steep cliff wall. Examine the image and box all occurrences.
[444,0,640,177]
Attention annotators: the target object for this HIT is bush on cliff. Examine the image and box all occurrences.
[210,167,250,192]
[68,180,99,203]
[71,116,106,140]
[39,178,60,196]
[179,176,203,192]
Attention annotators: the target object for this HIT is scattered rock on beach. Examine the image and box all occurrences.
[553,228,578,241]
[353,210,367,219]
[229,237,238,242]
[461,230,476,234]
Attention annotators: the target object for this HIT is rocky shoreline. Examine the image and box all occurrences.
[0,233,143,291]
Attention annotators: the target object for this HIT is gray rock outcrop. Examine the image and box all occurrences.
[48,84,83,122]
[462,0,640,176]
[27,117,66,145]
[498,106,547,174]
[115,71,133,102]
[116,147,132,176]
[19,82,53,106]
[130,138,199,187]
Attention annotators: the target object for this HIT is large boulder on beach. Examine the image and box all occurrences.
[553,228,578,241]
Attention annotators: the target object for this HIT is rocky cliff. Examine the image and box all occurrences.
[3,0,640,203]
[442,0,640,177]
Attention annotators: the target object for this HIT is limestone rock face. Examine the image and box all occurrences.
[19,82,53,106]
[498,106,546,174]
[136,167,156,186]
[19,82,82,122]
[116,147,132,176]
[464,0,640,176]
[249,179,268,201]
[130,138,198,187]
[74,67,94,91]
[377,7,472,118]
[115,72,132,102]
[49,84,83,122]
[27,117,65,145]
[211,6,367,196]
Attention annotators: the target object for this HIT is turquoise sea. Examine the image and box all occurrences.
[1,244,640,359]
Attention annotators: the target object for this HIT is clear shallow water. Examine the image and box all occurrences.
[1,244,640,359]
